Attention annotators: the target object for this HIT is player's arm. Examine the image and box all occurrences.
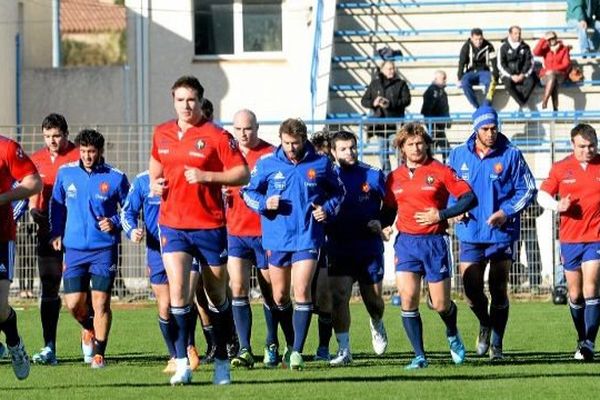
[105,174,130,232]
[537,167,570,212]
[241,162,269,214]
[0,173,42,205]
[379,173,398,241]
[149,156,168,197]
[319,160,346,220]
[120,177,144,242]
[49,173,67,248]
[499,152,537,218]
[184,164,249,186]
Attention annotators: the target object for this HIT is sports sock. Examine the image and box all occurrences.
[438,301,458,337]
[263,303,278,347]
[0,307,20,347]
[171,305,191,359]
[569,299,586,342]
[490,301,509,348]
[41,297,61,351]
[232,296,252,350]
[584,297,600,344]
[318,311,333,349]
[158,316,176,358]
[292,302,313,352]
[274,302,294,347]
[401,309,425,357]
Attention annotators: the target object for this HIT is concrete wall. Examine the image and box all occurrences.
[0,2,17,125]
[21,0,52,68]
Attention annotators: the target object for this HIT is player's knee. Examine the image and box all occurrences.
[40,275,61,298]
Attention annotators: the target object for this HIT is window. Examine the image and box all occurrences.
[194,0,282,56]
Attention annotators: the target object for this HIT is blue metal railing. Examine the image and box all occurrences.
[335,26,572,37]
[338,0,564,9]
[330,80,600,92]
[332,52,600,63]
[325,110,600,120]
[310,0,325,125]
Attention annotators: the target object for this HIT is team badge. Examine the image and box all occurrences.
[361,182,370,192]
[494,163,503,174]
[16,146,25,159]
[426,175,435,185]
[307,168,317,180]
[196,139,205,150]
[229,137,239,150]
[100,182,109,193]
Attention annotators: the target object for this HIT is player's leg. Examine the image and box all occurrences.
[488,258,511,360]
[329,274,354,366]
[358,253,387,357]
[314,261,332,361]
[268,252,294,367]
[186,267,200,370]
[195,277,216,363]
[398,271,427,369]
[580,245,600,361]
[228,250,254,368]
[256,265,279,367]
[460,251,491,356]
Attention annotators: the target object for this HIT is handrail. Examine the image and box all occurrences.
[330,80,600,91]
[310,0,325,124]
[338,0,564,8]
[323,110,600,121]
[332,52,600,63]
[335,26,572,37]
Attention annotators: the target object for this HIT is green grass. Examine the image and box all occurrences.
[1,302,600,399]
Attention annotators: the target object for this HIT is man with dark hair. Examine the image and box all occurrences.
[327,130,388,366]
[0,135,42,380]
[242,118,345,370]
[538,123,600,361]
[50,129,129,369]
[29,113,79,365]
[149,75,249,385]
[458,28,498,109]
[497,26,537,108]
[448,105,536,360]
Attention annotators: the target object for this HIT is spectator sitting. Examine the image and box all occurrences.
[421,70,450,162]
[533,31,572,111]
[457,28,499,109]
[360,60,411,174]
[498,25,538,109]
[566,0,600,55]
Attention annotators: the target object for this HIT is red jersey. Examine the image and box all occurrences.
[0,136,38,241]
[151,120,247,229]
[540,154,600,243]
[30,142,79,212]
[384,158,471,235]
[226,140,274,236]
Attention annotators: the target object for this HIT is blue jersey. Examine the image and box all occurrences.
[327,161,385,256]
[241,142,345,251]
[120,171,161,251]
[447,132,536,243]
[50,160,129,250]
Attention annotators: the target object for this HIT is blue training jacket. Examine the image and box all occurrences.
[50,159,129,250]
[326,161,385,256]
[241,142,345,251]
[120,171,161,251]
[447,131,536,243]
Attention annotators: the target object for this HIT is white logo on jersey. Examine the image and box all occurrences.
[0,263,6,273]
[66,183,77,198]
[274,171,285,180]
[460,163,469,171]
[505,247,512,255]
[440,265,448,273]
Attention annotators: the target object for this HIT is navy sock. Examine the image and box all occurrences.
[41,297,61,350]
[318,312,333,348]
[263,303,278,347]
[438,301,458,337]
[569,299,586,342]
[275,302,294,347]
[187,307,197,347]
[584,297,600,344]
[158,316,176,358]
[209,299,233,360]
[469,297,491,328]
[490,301,509,348]
[93,339,107,357]
[171,305,191,359]
[402,309,425,357]
[203,324,215,350]
[292,302,313,352]
[232,296,252,350]
[0,307,20,347]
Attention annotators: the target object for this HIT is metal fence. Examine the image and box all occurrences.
[2,115,591,300]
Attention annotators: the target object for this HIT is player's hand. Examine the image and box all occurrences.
[311,203,327,222]
[184,165,213,184]
[557,193,572,212]
[381,226,394,242]
[266,195,280,210]
[50,236,62,251]
[367,220,383,234]
[151,178,168,196]
[414,207,441,226]
[130,228,144,243]
[98,217,115,232]
[450,212,468,224]
[486,209,507,227]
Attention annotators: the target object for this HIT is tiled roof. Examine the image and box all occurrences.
[61,0,126,34]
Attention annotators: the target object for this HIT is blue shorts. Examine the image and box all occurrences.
[267,249,319,268]
[394,233,451,283]
[561,242,600,271]
[63,246,118,293]
[147,247,200,286]
[329,252,384,284]
[459,241,516,263]
[159,225,227,267]
[0,241,15,281]
[228,235,268,270]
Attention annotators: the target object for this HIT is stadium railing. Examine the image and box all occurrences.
[338,0,565,9]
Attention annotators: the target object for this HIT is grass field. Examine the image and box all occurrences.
[1,301,600,399]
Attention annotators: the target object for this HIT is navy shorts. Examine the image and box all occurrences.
[459,241,516,263]
[147,247,200,286]
[329,252,384,285]
[0,241,15,281]
[159,225,227,267]
[561,242,600,271]
[63,246,118,293]
[267,249,319,268]
[228,235,268,270]
[394,233,452,283]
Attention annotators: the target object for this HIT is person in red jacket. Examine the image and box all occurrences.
[533,31,572,111]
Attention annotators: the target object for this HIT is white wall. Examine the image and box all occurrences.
[0,2,17,125]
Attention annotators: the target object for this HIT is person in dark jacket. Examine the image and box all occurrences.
[497,26,537,108]
[421,70,450,162]
[457,28,499,109]
[361,61,411,174]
